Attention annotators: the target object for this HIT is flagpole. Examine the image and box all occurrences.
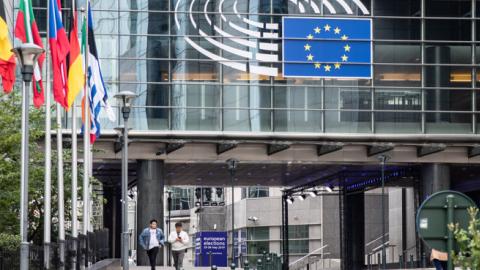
[56,102,66,268]
[44,0,52,268]
[82,2,90,237]
[71,5,79,270]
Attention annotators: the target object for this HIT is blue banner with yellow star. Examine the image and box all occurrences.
[282,17,372,78]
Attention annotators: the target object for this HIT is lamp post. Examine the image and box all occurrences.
[114,91,137,270]
[377,154,390,269]
[11,43,45,270]
[226,159,239,267]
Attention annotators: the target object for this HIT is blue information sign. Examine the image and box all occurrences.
[194,231,228,267]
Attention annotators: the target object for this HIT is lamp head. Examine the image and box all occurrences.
[226,158,239,171]
[114,91,137,108]
[113,125,131,136]
[11,43,44,82]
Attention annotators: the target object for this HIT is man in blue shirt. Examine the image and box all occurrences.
[138,219,165,270]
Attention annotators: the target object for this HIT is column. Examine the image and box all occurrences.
[137,160,165,266]
[103,185,121,258]
[421,163,451,199]
[344,192,365,270]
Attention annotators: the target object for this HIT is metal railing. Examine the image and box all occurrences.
[289,245,329,270]
[0,229,109,270]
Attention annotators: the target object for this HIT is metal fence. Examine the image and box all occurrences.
[0,229,109,270]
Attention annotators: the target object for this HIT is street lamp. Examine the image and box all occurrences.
[226,158,238,267]
[11,43,45,270]
[377,154,390,269]
[114,91,137,270]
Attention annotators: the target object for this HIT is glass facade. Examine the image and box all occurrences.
[25,0,480,135]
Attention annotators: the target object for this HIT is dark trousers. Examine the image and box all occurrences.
[433,259,448,270]
[147,246,159,270]
[172,250,186,270]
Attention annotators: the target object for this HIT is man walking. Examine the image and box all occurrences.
[139,219,165,270]
[168,222,190,270]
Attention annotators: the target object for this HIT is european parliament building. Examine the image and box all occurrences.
[12,0,480,269]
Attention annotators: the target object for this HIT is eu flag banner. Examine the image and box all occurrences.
[282,17,372,79]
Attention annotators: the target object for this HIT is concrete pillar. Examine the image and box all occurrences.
[103,185,121,258]
[344,192,365,270]
[136,160,165,266]
[421,163,451,199]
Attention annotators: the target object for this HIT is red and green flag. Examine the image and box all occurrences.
[15,0,45,108]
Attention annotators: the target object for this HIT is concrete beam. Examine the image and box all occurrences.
[267,143,290,156]
[156,141,186,155]
[468,145,480,158]
[317,143,344,156]
[367,143,394,157]
[217,141,238,155]
[417,144,447,157]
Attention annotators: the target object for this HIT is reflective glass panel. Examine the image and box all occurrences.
[374,19,420,40]
[374,43,421,63]
[426,113,472,133]
[373,0,420,16]
[425,20,471,41]
[425,0,471,17]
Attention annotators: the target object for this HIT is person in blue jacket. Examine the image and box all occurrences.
[138,219,165,270]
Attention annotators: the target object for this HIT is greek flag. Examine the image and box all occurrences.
[86,2,115,143]
[282,17,372,78]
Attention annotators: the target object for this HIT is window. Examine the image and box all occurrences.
[247,227,270,255]
[242,187,270,199]
[373,0,420,16]
[287,225,309,254]
[170,188,194,211]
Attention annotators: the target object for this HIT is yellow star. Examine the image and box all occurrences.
[314,27,321,34]
[324,65,331,72]
[334,62,341,69]
[307,34,314,40]
[341,34,348,40]
[314,62,321,69]
[324,24,331,31]
[304,44,311,51]
[334,27,341,34]
[307,54,314,61]
[344,44,351,52]
[341,54,348,62]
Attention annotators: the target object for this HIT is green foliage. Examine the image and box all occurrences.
[0,233,21,251]
[0,91,103,245]
[448,207,480,269]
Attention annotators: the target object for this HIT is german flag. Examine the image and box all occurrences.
[0,1,16,93]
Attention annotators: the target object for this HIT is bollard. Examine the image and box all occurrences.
[399,254,403,269]
[421,252,427,268]
[231,262,237,270]
[208,251,213,267]
[244,260,250,270]
[211,265,218,270]
[257,258,263,270]
[409,254,414,268]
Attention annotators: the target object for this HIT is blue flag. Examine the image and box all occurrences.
[282,17,372,78]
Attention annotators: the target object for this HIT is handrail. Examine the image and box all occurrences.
[289,245,328,267]
[365,233,389,248]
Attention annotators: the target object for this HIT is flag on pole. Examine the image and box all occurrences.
[83,2,115,144]
[48,0,70,109]
[15,0,45,108]
[67,4,84,110]
[0,1,15,93]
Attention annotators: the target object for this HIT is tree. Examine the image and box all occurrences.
[0,91,100,244]
[449,207,480,270]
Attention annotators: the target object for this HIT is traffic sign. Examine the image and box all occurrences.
[416,190,476,270]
